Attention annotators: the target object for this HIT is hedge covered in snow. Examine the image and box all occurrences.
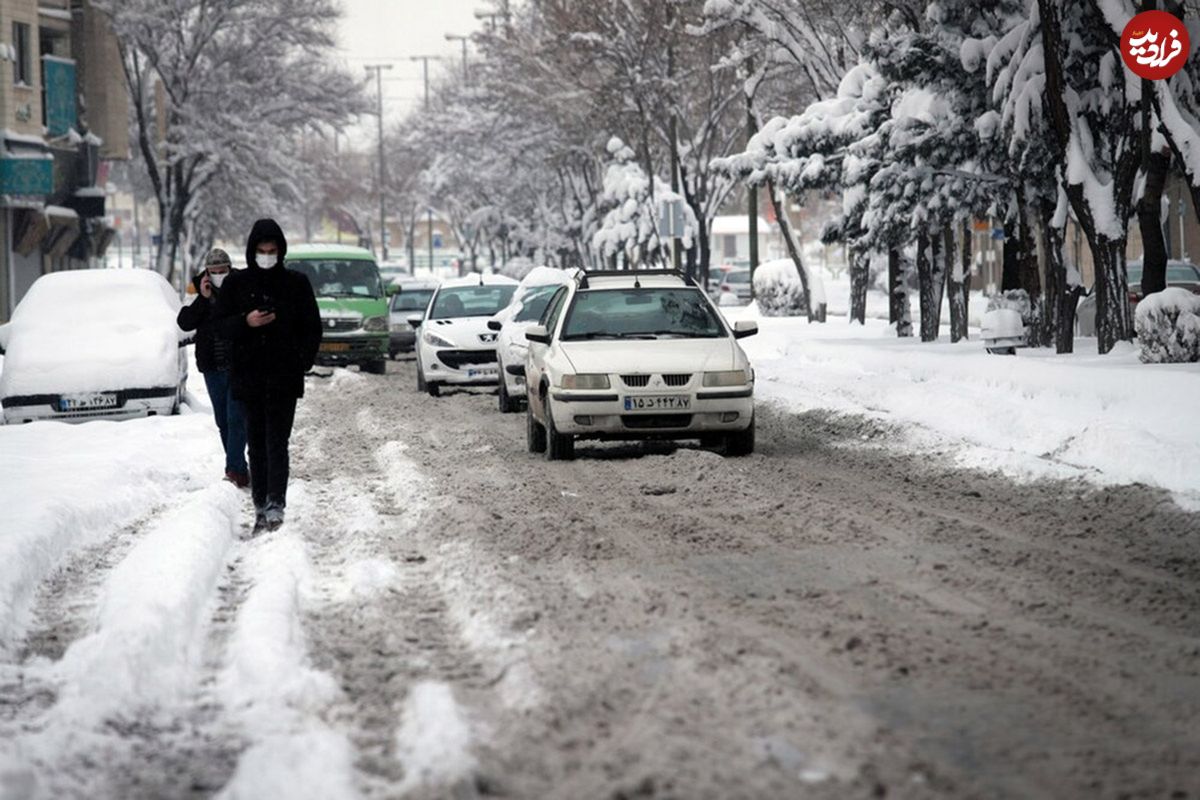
[1135,288,1200,364]
[752,258,824,317]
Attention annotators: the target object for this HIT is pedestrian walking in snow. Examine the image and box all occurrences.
[177,248,250,489]
[214,219,322,533]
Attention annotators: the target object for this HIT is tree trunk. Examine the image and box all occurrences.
[1040,218,1083,354]
[1138,148,1171,295]
[917,231,946,342]
[888,248,912,337]
[765,179,813,322]
[948,223,970,342]
[849,248,869,325]
[1094,237,1133,353]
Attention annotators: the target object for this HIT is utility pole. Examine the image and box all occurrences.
[410,56,438,110]
[364,63,393,260]
[746,56,759,298]
[666,4,682,274]
[428,207,435,275]
[445,34,470,83]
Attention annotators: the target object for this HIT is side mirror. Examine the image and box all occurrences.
[387,284,401,296]
[487,319,503,332]
[525,325,551,345]
[406,314,424,330]
[732,320,758,339]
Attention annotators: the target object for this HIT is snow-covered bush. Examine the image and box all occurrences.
[753,259,809,317]
[986,290,1037,329]
[1135,288,1200,364]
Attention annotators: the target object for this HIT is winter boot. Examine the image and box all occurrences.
[264,503,285,532]
[225,470,250,489]
[251,501,269,535]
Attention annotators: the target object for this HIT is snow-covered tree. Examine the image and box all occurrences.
[98,0,365,285]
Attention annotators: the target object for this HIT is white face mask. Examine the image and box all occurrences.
[257,253,278,269]
[209,271,228,288]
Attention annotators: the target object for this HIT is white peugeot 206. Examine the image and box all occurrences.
[524,269,758,460]
[488,266,579,414]
[410,273,518,397]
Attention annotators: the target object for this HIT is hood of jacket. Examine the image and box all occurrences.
[245,218,289,272]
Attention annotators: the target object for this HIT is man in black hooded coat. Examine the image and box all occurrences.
[214,218,322,532]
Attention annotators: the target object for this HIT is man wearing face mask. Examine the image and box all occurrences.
[178,248,250,488]
[214,219,322,533]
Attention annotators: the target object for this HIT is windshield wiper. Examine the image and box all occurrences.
[642,330,718,338]
[562,332,624,341]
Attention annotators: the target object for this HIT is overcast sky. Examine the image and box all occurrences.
[337,0,484,134]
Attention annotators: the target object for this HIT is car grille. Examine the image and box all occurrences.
[438,349,497,369]
[323,318,360,333]
[621,374,692,388]
[662,374,692,387]
[622,414,693,429]
[621,374,651,388]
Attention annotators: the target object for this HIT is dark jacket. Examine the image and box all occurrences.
[177,273,233,374]
[214,219,322,400]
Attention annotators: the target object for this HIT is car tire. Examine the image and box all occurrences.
[498,370,517,414]
[545,401,575,461]
[427,381,441,398]
[527,404,547,453]
[724,415,755,457]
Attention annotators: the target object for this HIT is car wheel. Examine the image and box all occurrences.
[545,401,575,461]
[526,403,547,454]
[498,369,517,414]
[427,381,441,398]
[724,415,755,457]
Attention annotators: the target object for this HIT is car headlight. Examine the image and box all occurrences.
[364,315,388,332]
[560,373,610,390]
[423,330,455,348]
[703,369,750,387]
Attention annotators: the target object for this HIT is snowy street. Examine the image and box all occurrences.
[2,347,1197,799]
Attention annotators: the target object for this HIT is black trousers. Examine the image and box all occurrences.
[243,390,298,510]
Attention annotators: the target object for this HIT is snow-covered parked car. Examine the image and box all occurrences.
[0,269,188,424]
[489,266,578,413]
[524,269,758,460]
[411,274,518,397]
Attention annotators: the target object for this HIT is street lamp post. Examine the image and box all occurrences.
[364,63,393,261]
[409,56,438,110]
[445,34,470,83]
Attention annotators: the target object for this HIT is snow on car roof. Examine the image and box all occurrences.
[439,273,519,289]
[1,268,182,397]
[288,244,375,261]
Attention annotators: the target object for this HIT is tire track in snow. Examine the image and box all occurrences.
[287,370,490,798]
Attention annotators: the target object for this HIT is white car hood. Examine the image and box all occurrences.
[424,317,498,349]
[560,338,739,375]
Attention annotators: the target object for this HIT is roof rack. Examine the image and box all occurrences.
[579,268,693,290]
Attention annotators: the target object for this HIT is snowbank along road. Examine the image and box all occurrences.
[1,356,1197,800]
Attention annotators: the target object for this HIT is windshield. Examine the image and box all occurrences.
[430,285,517,319]
[724,271,750,284]
[1167,265,1199,282]
[514,285,562,323]
[289,260,384,299]
[1127,264,1143,284]
[391,290,435,312]
[560,288,726,341]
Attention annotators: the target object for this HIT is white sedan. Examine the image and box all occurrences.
[490,266,578,413]
[0,269,188,424]
[524,270,758,460]
[410,274,518,397]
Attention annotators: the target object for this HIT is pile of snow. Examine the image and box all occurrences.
[1135,287,1200,364]
[395,681,477,793]
[0,269,183,398]
[722,307,1200,508]
[499,256,536,281]
[986,289,1036,328]
[753,259,813,317]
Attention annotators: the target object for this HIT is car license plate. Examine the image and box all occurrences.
[59,392,118,412]
[468,367,498,378]
[320,342,351,353]
[624,395,690,412]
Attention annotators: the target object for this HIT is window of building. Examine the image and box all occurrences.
[13,22,31,86]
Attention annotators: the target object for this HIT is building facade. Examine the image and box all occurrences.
[0,0,126,322]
